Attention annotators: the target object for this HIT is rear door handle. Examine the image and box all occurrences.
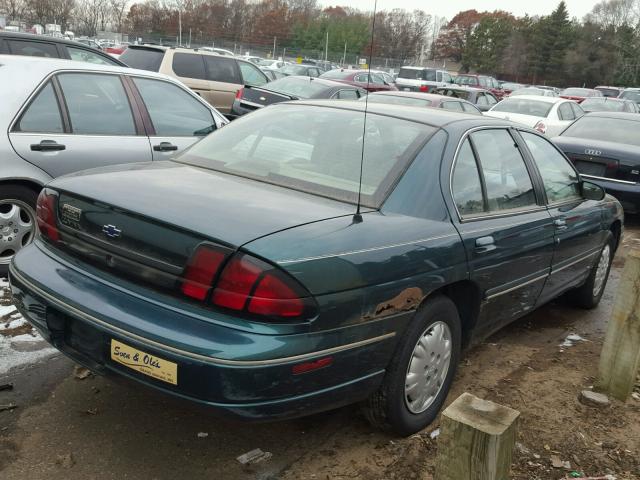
[153,142,178,152]
[475,236,496,253]
[30,140,66,152]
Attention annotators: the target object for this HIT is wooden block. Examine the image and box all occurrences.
[434,393,520,480]
[597,249,640,401]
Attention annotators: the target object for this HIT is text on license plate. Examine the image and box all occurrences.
[110,339,178,385]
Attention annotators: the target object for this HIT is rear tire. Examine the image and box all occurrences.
[362,294,461,436]
[567,232,614,309]
[0,185,39,277]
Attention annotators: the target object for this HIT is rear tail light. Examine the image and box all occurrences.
[181,248,315,321]
[235,88,244,100]
[36,189,59,243]
[534,121,547,134]
[419,85,429,92]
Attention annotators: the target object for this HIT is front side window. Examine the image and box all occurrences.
[477,94,489,106]
[179,105,434,207]
[15,82,64,133]
[471,129,537,212]
[67,47,118,65]
[239,61,268,86]
[461,102,481,114]
[334,89,359,100]
[441,101,463,112]
[521,132,581,203]
[452,139,484,216]
[58,73,136,135]
[133,78,215,137]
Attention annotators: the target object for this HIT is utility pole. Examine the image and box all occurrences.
[188,28,191,47]
[325,30,329,61]
[178,8,182,46]
[273,36,277,59]
[342,41,347,66]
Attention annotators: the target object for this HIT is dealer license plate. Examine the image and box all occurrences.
[110,339,178,385]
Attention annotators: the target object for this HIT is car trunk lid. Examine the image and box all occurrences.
[238,85,297,110]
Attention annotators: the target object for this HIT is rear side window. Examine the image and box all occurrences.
[461,102,481,114]
[558,103,575,121]
[119,47,164,71]
[58,73,136,135]
[15,82,64,133]
[8,39,58,58]
[238,61,267,86]
[204,55,240,83]
[334,89,359,100]
[172,53,206,80]
[452,139,484,216]
[68,47,118,65]
[441,101,463,112]
[471,129,537,212]
[133,78,215,137]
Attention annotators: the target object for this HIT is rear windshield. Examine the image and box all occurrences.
[561,116,640,146]
[434,88,471,100]
[364,95,433,107]
[265,77,330,98]
[580,98,626,112]
[455,76,478,86]
[491,98,553,117]
[178,105,434,207]
[398,68,436,81]
[501,83,522,90]
[595,87,620,97]
[320,69,353,80]
[561,88,597,97]
[620,90,640,103]
[511,88,545,96]
[281,65,311,76]
[119,47,164,71]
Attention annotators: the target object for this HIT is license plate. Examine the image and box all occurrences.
[110,339,178,385]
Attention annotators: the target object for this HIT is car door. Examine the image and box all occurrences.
[9,72,151,179]
[449,128,554,339]
[518,131,606,304]
[203,55,243,114]
[130,76,223,160]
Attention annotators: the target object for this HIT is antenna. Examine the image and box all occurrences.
[354,0,378,223]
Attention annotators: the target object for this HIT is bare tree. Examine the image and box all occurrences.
[110,0,127,32]
[0,0,28,21]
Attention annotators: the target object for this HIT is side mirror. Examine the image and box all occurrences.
[478,105,491,112]
[581,180,605,201]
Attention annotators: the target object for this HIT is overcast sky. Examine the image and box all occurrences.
[322,0,600,21]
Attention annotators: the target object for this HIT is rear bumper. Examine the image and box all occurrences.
[9,243,397,420]
[582,175,640,214]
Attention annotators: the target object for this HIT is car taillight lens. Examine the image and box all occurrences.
[181,245,227,301]
[419,85,429,92]
[534,121,547,134]
[235,88,243,100]
[180,248,315,321]
[36,189,59,243]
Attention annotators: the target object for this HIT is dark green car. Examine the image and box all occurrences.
[9,102,623,436]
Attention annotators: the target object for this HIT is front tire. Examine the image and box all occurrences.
[362,294,462,436]
[567,232,614,309]
[0,186,39,277]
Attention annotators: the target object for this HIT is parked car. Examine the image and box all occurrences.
[319,69,397,92]
[105,43,130,56]
[261,68,287,81]
[0,31,126,66]
[500,82,525,95]
[559,87,603,103]
[119,45,269,116]
[364,91,481,115]
[370,69,396,86]
[278,64,323,77]
[618,88,640,106]
[485,95,585,136]
[0,55,227,273]
[238,55,263,64]
[594,86,623,98]
[395,66,454,93]
[432,86,499,112]
[510,87,558,97]
[231,76,366,117]
[9,100,621,436]
[552,111,640,213]
[454,74,505,99]
[257,58,289,70]
[580,97,639,113]
[75,38,102,50]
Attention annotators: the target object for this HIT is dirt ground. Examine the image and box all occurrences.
[1,220,639,480]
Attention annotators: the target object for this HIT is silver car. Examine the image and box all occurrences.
[0,55,228,274]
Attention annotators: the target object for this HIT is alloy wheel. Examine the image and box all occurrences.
[404,321,452,414]
[592,244,611,298]
[0,199,37,266]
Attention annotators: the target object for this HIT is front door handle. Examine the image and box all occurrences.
[554,219,568,230]
[153,142,178,152]
[30,140,66,152]
[475,236,496,253]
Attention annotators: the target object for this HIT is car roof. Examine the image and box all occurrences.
[369,91,449,101]
[503,94,565,104]
[291,99,510,128]
[0,31,96,49]
[582,97,627,102]
[583,111,640,121]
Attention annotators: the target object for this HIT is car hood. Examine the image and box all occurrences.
[484,111,541,127]
[552,137,640,162]
[50,161,361,247]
